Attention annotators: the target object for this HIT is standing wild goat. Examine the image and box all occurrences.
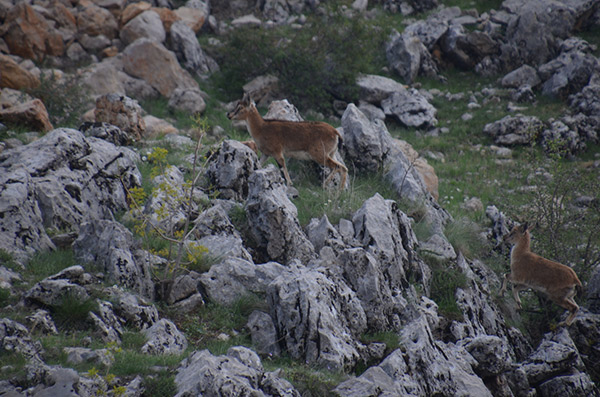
[499,222,582,326]
[227,93,348,189]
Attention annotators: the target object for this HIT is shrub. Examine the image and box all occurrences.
[212,11,386,113]
[26,71,91,128]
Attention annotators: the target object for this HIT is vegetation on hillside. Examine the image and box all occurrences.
[1,0,599,394]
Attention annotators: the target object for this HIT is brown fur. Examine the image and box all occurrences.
[227,93,348,189]
[499,223,582,326]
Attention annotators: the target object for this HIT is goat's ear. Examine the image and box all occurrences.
[521,222,529,232]
[241,92,251,104]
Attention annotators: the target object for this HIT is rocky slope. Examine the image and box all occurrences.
[1,0,600,396]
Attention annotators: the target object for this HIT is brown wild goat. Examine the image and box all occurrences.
[499,222,582,326]
[227,93,348,189]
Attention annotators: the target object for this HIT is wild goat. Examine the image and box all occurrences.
[227,93,348,189]
[499,222,582,326]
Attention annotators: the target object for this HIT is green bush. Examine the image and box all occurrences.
[51,292,98,330]
[26,71,91,128]
[212,11,386,113]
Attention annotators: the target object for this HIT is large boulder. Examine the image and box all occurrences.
[120,10,166,46]
[385,29,438,83]
[381,89,437,128]
[122,38,199,98]
[341,103,390,172]
[94,93,145,142]
[198,258,292,305]
[73,219,155,299]
[0,54,40,90]
[245,166,315,264]
[356,74,407,105]
[0,3,64,62]
[207,140,259,201]
[267,265,367,371]
[0,129,141,261]
[174,347,299,396]
[0,98,53,132]
[483,115,545,146]
[169,20,217,77]
[142,319,188,355]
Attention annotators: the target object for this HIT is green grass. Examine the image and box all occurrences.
[264,355,349,397]
[292,165,399,226]
[24,249,77,283]
[427,257,469,320]
[175,294,266,354]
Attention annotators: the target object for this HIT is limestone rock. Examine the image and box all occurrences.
[483,115,544,146]
[76,3,119,39]
[267,265,367,371]
[122,38,199,98]
[0,318,44,362]
[245,166,315,264]
[73,219,155,299]
[0,98,53,132]
[167,88,206,114]
[199,258,291,305]
[142,319,188,355]
[356,74,407,104]
[0,3,64,62]
[0,54,40,90]
[501,65,541,88]
[381,88,438,128]
[247,310,281,357]
[174,347,299,396]
[94,93,145,142]
[120,10,166,46]
[169,20,217,76]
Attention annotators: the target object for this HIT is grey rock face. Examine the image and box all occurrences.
[74,220,155,299]
[466,335,512,377]
[520,328,584,387]
[199,258,290,305]
[483,115,544,146]
[167,88,206,114]
[120,10,166,46]
[245,166,315,264]
[353,193,430,293]
[540,114,599,156]
[26,310,58,335]
[106,287,159,330]
[169,20,217,76]
[381,89,437,128]
[386,29,437,83]
[356,74,407,104]
[539,51,600,98]
[79,122,130,146]
[25,278,89,307]
[0,129,140,261]
[335,301,492,396]
[207,140,259,201]
[341,104,390,172]
[502,65,541,88]
[267,265,367,371]
[174,347,300,397]
[89,300,123,344]
[0,318,44,363]
[247,310,281,357]
[142,319,188,355]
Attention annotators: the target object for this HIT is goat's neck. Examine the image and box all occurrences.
[245,106,265,137]
[510,232,531,262]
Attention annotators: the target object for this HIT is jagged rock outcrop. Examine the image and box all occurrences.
[73,220,156,299]
[245,166,316,264]
[0,128,140,262]
[207,139,259,201]
[267,264,367,371]
[174,346,300,396]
